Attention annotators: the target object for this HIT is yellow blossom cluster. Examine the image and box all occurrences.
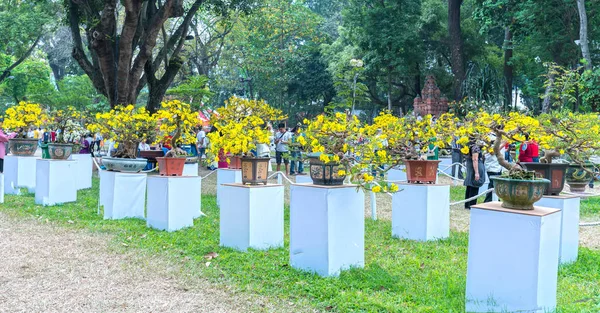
[538,111,600,164]
[207,97,286,163]
[88,105,157,159]
[155,100,199,148]
[3,101,48,137]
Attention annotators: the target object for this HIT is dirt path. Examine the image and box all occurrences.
[0,213,284,313]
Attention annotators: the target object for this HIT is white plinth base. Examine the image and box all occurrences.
[0,173,4,203]
[220,184,284,251]
[35,160,77,206]
[146,176,201,231]
[536,195,580,264]
[99,171,147,220]
[387,167,406,182]
[216,169,241,206]
[70,154,93,190]
[182,163,199,176]
[290,184,365,277]
[294,175,313,184]
[4,155,37,194]
[392,183,450,241]
[466,202,561,313]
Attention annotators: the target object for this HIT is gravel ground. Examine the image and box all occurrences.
[0,212,295,313]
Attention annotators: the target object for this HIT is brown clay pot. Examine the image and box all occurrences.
[156,157,186,176]
[520,162,568,195]
[404,160,440,184]
[228,155,242,169]
[241,157,270,185]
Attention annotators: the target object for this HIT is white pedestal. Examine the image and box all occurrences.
[295,175,313,184]
[70,154,93,190]
[536,195,580,264]
[146,176,201,232]
[4,155,37,194]
[220,184,284,251]
[99,171,147,220]
[387,167,406,182]
[216,169,241,206]
[35,159,77,206]
[290,184,365,277]
[466,202,561,313]
[392,183,450,241]
[182,163,199,176]
[0,173,4,203]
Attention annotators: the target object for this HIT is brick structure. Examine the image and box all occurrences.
[413,76,449,117]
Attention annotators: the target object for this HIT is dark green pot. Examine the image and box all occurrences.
[565,163,596,193]
[520,162,568,195]
[490,177,550,210]
[48,143,73,160]
[308,155,346,186]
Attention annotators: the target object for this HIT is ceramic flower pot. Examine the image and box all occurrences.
[491,177,550,210]
[8,138,38,156]
[156,157,186,176]
[404,160,440,184]
[565,163,596,193]
[102,157,147,173]
[228,155,242,169]
[520,162,568,195]
[308,155,345,186]
[47,143,73,160]
[241,157,270,185]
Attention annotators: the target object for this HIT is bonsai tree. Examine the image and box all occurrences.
[88,105,157,159]
[155,100,199,157]
[49,106,85,144]
[538,111,600,166]
[3,101,47,138]
[455,111,548,176]
[207,97,286,163]
[300,111,399,193]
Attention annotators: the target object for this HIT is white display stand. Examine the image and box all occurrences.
[220,183,284,251]
[387,167,406,182]
[35,159,77,206]
[0,173,5,203]
[146,176,202,232]
[4,155,37,194]
[466,202,561,313]
[294,175,313,184]
[182,162,199,176]
[70,154,93,190]
[290,184,365,277]
[392,183,450,241]
[536,195,580,264]
[216,169,241,207]
[99,171,147,220]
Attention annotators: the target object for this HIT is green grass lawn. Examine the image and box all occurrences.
[1,178,599,312]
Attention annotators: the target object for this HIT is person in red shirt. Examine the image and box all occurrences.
[518,134,539,163]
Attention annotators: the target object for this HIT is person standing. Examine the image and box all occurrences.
[289,125,304,175]
[451,137,464,179]
[0,118,16,172]
[518,134,534,163]
[274,123,291,174]
[484,143,503,203]
[426,137,439,160]
[464,140,486,209]
[196,127,206,158]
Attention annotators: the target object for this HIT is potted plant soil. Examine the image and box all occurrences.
[457,111,550,210]
[88,105,157,172]
[207,97,286,185]
[155,100,199,176]
[3,101,47,156]
[536,112,600,193]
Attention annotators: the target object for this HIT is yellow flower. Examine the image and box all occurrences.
[460,146,469,154]
[389,184,399,192]
[337,170,346,176]
[372,185,382,193]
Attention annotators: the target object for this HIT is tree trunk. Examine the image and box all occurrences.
[387,70,392,111]
[0,35,42,84]
[448,0,465,101]
[576,0,593,71]
[542,71,554,113]
[503,27,514,111]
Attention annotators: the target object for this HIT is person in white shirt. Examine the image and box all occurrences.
[274,123,292,174]
[196,127,206,158]
[139,140,151,151]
